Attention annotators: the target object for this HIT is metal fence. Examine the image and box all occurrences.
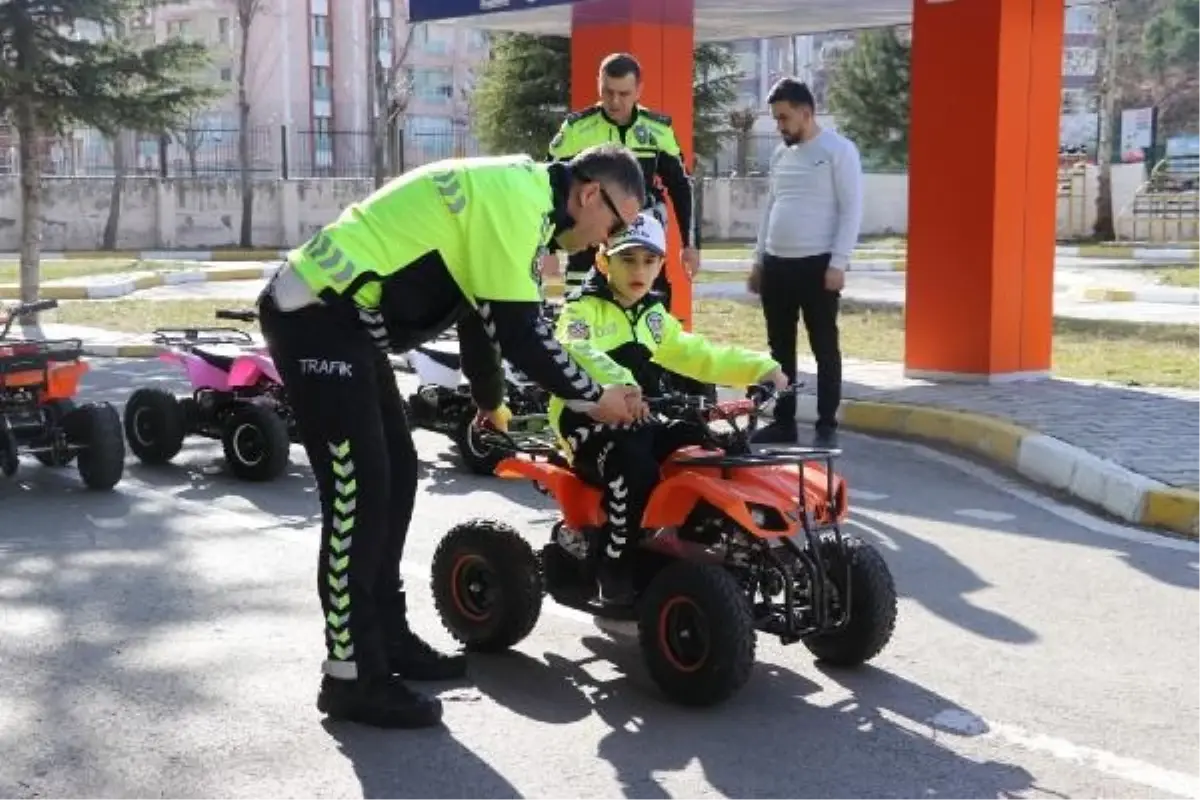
[0,125,483,178]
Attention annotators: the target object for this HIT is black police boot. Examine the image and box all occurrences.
[316,673,443,729]
[382,592,468,681]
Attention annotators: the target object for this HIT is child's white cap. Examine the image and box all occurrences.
[606,211,666,256]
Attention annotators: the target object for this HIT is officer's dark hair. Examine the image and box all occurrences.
[766,77,815,109]
[599,52,642,83]
[569,143,647,206]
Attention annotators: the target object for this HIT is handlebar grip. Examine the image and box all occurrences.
[214,309,258,322]
[13,299,59,315]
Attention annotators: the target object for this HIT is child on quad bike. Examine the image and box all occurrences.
[550,211,788,605]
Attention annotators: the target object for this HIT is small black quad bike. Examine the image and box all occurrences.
[429,385,897,708]
[0,299,126,491]
[123,309,295,482]
[399,301,561,476]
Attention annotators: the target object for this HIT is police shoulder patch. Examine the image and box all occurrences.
[639,108,673,127]
[567,105,604,123]
[567,319,590,340]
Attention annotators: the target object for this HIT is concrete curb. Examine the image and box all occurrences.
[790,394,1199,538]
[0,263,281,300]
[1057,244,1198,262]
[1081,286,1199,305]
[20,249,290,262]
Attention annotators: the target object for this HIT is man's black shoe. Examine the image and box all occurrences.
[813,426,839,449]
[316,674,444,729]
[387,630,468,681]
[751,421,798,445]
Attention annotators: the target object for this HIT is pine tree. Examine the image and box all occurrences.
[825,28,911,171]
[470,33,572,157]
[692,43,740,164]
[0,0,216,308]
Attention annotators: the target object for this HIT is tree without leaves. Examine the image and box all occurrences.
[825,27,911,171]
[369,0,418,185]
[0,0,216,309]
[235,0,264,248]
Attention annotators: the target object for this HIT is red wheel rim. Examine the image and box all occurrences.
[449,554,493,623]
[657,595,711,673]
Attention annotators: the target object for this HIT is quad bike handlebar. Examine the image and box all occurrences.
[0,299,60,340]
[214,308,259,323]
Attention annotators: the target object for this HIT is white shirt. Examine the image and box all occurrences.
[753,128,864,269]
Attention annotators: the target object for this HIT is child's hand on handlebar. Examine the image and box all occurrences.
[761,367,790,393]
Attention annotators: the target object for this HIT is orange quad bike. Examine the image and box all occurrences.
[0,299,126,491]
[430,385,898,708]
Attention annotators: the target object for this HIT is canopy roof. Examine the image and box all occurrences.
[408,0,914,40]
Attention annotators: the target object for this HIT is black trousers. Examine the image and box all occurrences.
[759,253,842,429]
[258,290,418,681]
[567,420,705,560]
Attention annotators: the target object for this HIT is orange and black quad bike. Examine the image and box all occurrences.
[428,384,898,708]
[0,299,125,491]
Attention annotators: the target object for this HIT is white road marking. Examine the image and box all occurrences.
[397,555,1200,797]
[851,490,890,501]
[953,508,1017,523]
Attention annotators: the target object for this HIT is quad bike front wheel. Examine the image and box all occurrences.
[638,561,756,707]
[431,518,543,652]
[68,402,126,491]
[801,536,897,666]
[454,416,505,476]
[221,403,290,482]
[124,387,187,465]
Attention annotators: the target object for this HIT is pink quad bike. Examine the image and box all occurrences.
[122,309,296,482]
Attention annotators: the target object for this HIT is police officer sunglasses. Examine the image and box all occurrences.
[576,172,630,237]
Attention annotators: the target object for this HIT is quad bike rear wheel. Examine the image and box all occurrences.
[124,387,186,465]
[431,518,543,652]
[454,416,505,476]
[802,536,897,666]
[638,561,756,707]
[221,403,290,482]
[68,402,126,491]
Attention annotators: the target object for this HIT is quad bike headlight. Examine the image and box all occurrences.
[746,503,789,532]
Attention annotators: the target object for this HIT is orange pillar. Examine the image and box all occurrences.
[570,0,696,328]
[904,0,1063,380]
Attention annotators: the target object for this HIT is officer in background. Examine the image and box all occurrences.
[547,52,700,308]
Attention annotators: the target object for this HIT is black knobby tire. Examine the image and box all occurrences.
[221,403,290,482]
[431,518,543,652]
[68,403,126,491]
[454,416,505,476]
[638,561,757,707]
[34,399,76,467]
[123,387,186,465]
[802,536,897,667]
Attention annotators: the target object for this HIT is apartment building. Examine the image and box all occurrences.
[122,0,489,174]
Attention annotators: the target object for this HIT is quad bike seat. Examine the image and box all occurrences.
[192,344,243,373]
[416,341,462,372]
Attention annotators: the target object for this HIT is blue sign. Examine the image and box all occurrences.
[409,0,578,23]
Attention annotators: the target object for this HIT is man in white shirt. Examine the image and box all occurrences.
[747,78,863,448]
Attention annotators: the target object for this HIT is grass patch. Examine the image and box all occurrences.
[45,298,259,335]
[694,269,749,284]
[1155,264,1200,288]
[692,299,1199,389]
[44,295,1198,389]
[0,259,191,283]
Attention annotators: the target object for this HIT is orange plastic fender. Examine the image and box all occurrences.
[44,361,89,401]
[493,456,605,530]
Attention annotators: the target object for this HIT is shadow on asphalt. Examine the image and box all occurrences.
[320,718,521,799]
[464,637,1038,798]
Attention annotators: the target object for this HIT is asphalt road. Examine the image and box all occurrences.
[0,359,1197,799]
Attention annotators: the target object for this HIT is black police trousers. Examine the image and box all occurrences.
[258,290,418,681]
